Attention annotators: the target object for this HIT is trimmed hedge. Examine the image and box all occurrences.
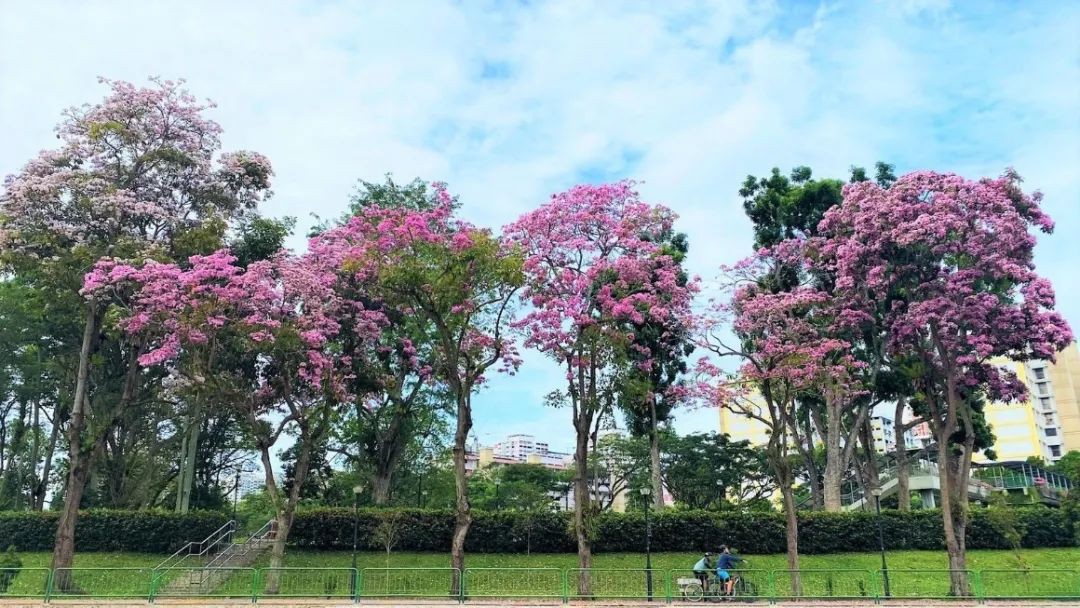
[0,510,228,553]
[290,506,1079,553]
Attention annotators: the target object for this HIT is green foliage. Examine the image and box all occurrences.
[309,174,456,236]
[0,546,22,594]
[0,510,227,553]
[1053,450,1080,483]
[739,166,845,249]
[289,506,1077,554]
[230,216,296,267]
[662,432,775,509]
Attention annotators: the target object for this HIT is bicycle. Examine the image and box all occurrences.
[676,568,750,602]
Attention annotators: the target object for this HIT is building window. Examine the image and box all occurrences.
[1037,382,1050,396]
[1034,368,1046,380]
[1040,397,1052,410]
[1050,445,1061,458]
[1045,427,1057,437]
[1044,414,1055,426]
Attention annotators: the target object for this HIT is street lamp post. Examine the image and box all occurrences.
[494,480,502,510]
[871,486,890,598]
[639,487,654,602]
[421,490,428,508]
[417,475,423,508]
[351,484,363,596]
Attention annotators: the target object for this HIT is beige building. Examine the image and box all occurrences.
[1051,343,1080,454]
[718,397,772,446]
[969,344,1080,464]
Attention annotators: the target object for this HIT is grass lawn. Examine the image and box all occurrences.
[3,548,1079,599]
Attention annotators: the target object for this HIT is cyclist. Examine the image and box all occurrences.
[692,552,715,592]
[715,545,744,596]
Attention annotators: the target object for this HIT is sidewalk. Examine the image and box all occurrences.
[1,600,1067,608]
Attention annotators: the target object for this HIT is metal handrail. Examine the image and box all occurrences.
[203,519,275,570]
[155,520,236,572]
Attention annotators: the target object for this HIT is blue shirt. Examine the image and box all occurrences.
[717,553,742,570]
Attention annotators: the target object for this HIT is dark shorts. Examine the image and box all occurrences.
[694,571,709,585]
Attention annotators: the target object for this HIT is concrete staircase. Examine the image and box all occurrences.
[155,519,276,597]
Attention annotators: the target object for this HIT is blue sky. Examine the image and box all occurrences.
[2,0,1078,452]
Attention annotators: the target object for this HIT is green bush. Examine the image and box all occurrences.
[289,506,1078,553]
[0,510,228,553]
[0,546,22,593]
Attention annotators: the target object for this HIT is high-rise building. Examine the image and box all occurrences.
[718,397,772,445]
[868,415,919,454]
[491,433,572,467]
[976,344,1080,463]
[1050,343,1080,454]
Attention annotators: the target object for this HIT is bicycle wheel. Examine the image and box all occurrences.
[682,582,705,602]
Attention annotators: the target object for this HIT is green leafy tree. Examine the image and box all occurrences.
[1054,451,1080,483]
[663,432,775,509]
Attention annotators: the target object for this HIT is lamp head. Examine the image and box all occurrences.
[871,487,883,497]
[353,485,364,496]
[639,487,652,497]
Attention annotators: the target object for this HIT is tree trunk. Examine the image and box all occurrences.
[648,397,664,509]
[50,451,93,592]
[778,473,802,596]
[261,420,315,595]
[175,415,199,513]
[939,441,971,596]
[894,400,911,511]
[34,408,60,511]
[800,414,823,510]
[573,417,593,595]
[49,305,100,581]
[859,417,880,491]
[449,392,472,597]
[822,401,843,511]
[371,473,393,506]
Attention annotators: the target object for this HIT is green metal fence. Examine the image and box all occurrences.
[567,568,666,601]
[15,566,1080,603]
[48,567,153,600]
[360,566,458,600]
[881,569,979,600]
[150,567,256,600]
[772,568,876,600]
[0,567,50,598]
[255,568,356,599]
[979,568,1080,599]
[463,567,563,600]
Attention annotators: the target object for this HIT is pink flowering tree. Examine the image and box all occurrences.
[818,170,1073,595]
[504,181,695,590]
[311,194,522,588]
[0,78,272,579]
[697,248,865,595]
[313,178,454,507]
[83,250,372,589]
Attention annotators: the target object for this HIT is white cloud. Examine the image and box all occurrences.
[2,0,1077,445]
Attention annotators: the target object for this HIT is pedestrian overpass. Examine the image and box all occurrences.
[841,458,1071,511]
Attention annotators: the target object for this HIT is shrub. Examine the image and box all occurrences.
[0,546,22,593]
[289,506,1078,553]
[0,510,228,553]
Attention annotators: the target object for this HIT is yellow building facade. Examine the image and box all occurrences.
[1050,343,1080,453]
[971,343,1080,463]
